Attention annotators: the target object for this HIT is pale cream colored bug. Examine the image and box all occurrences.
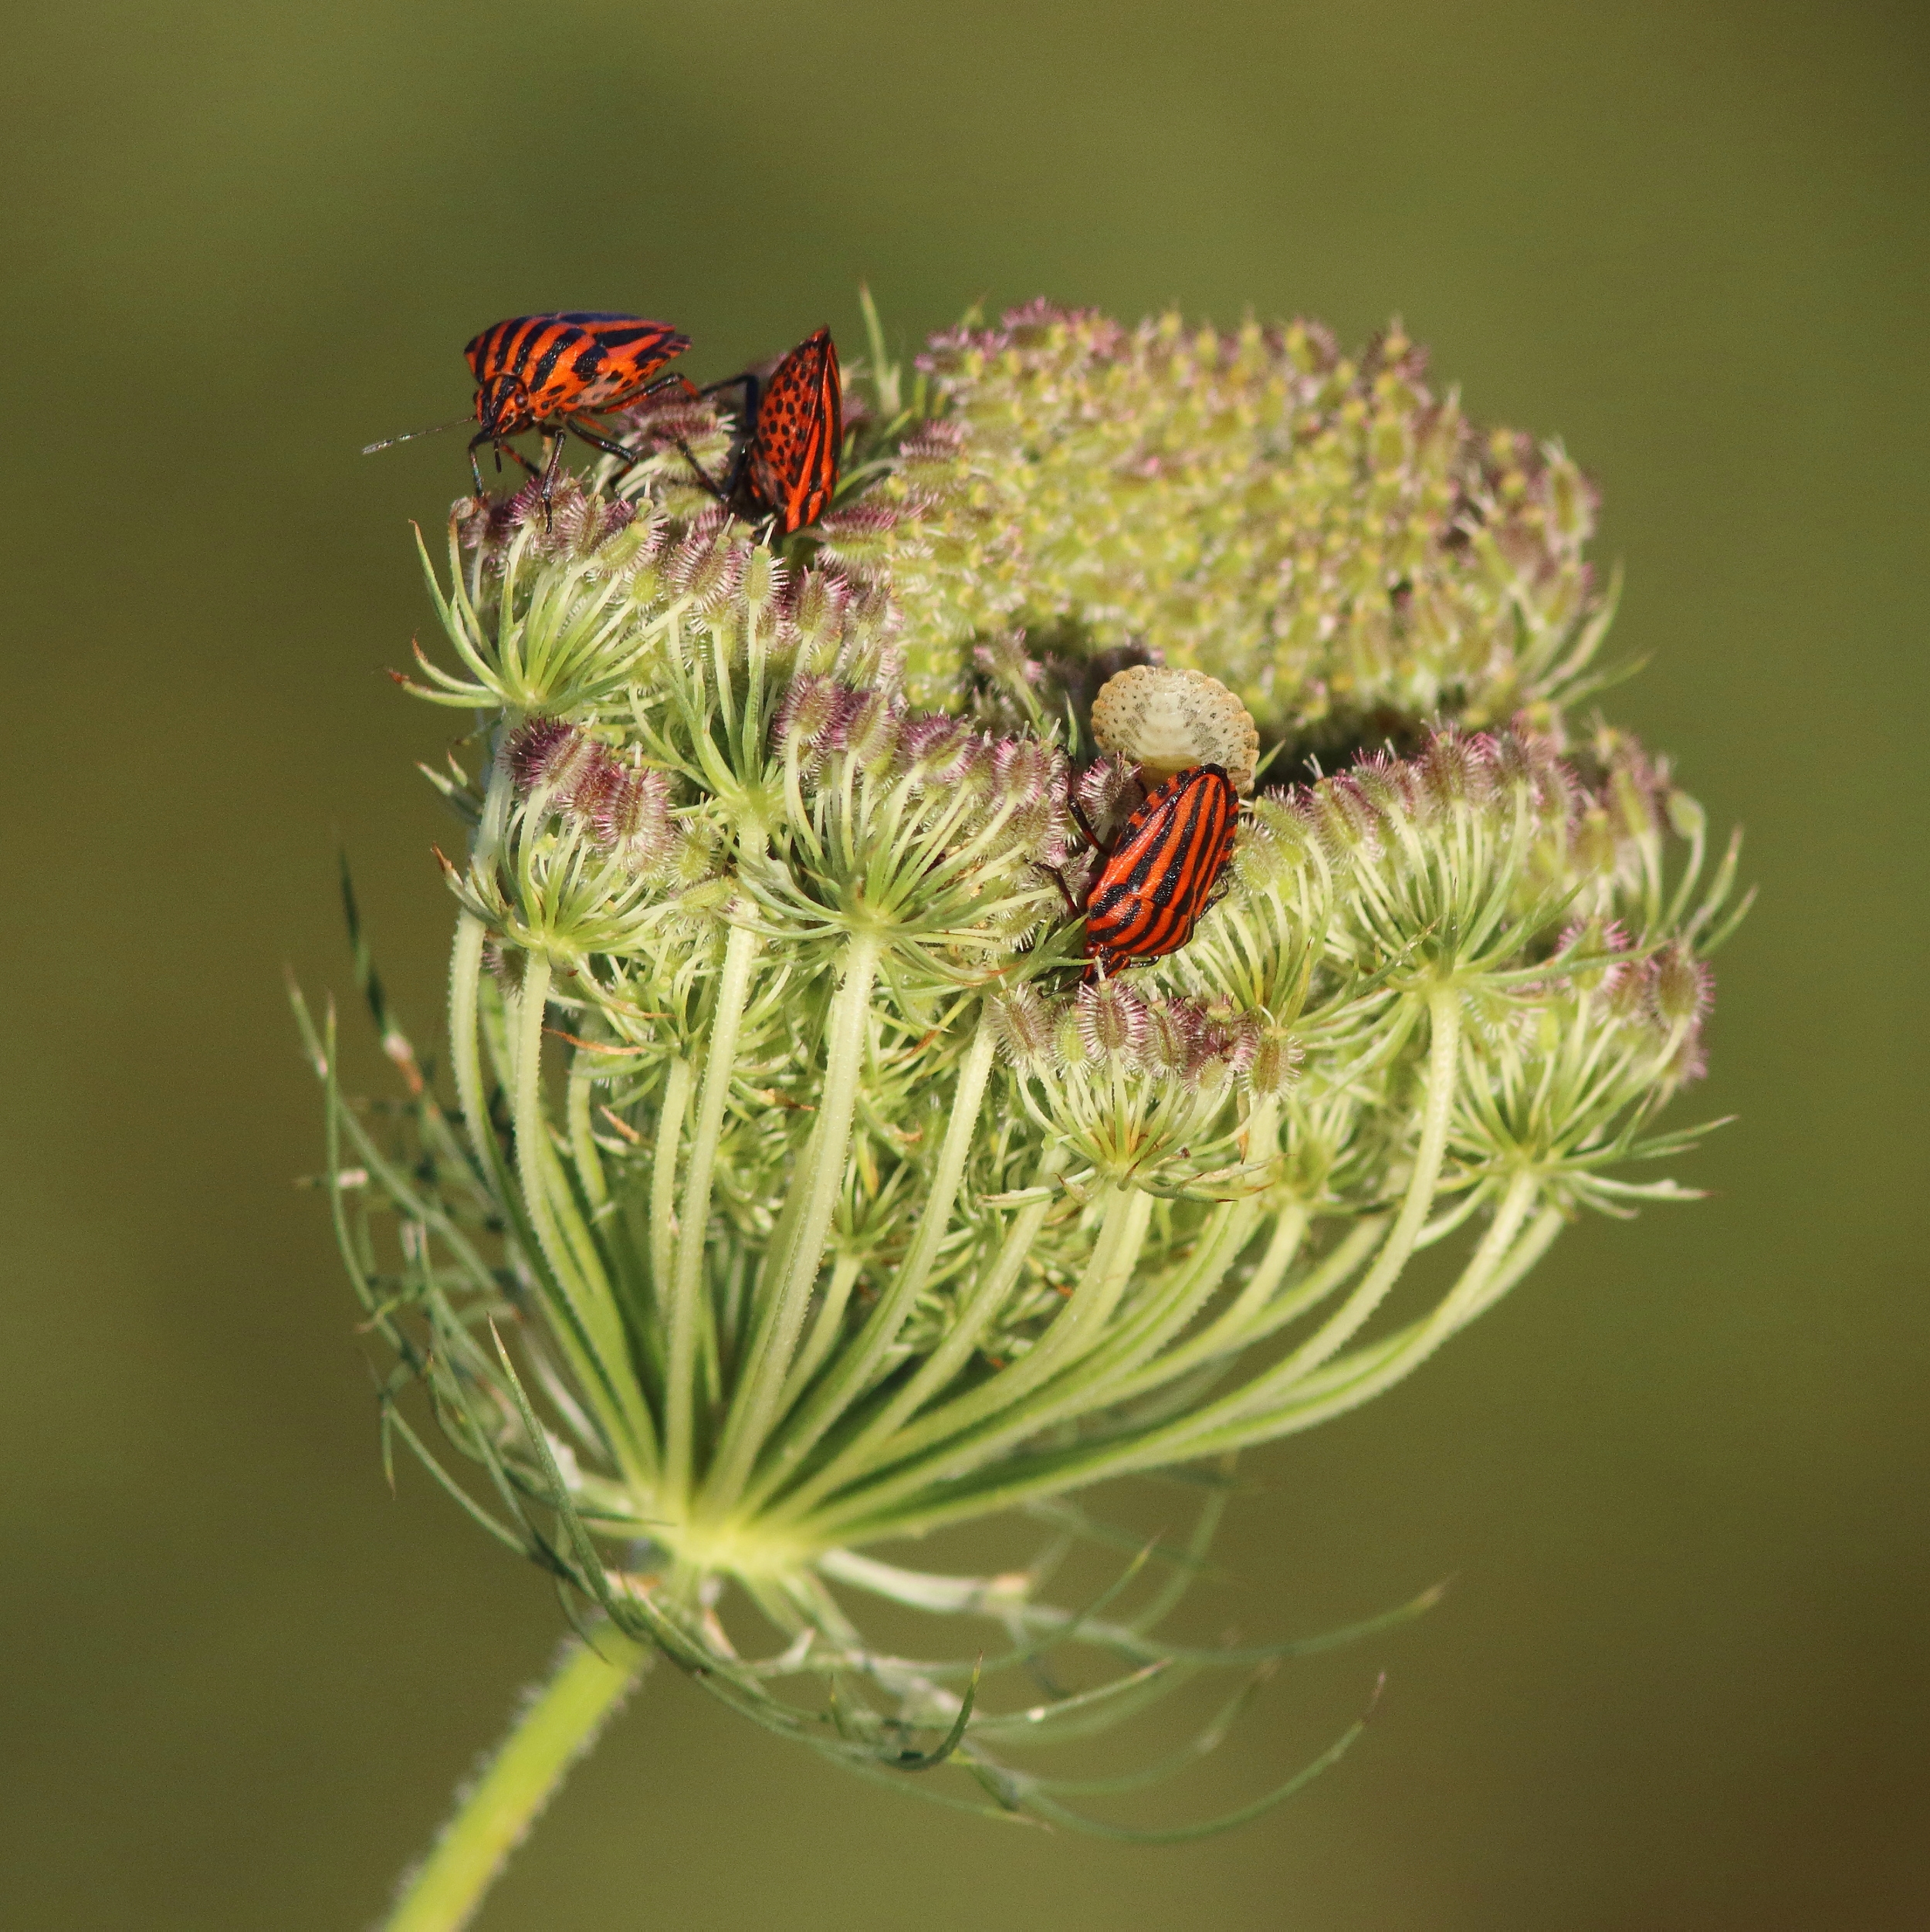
[1089,665,1260,794]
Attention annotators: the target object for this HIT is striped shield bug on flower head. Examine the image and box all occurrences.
[364,312,693,515]
[1055,665,1254,976]
[1079,763,1241,978]
[679,327,845,536]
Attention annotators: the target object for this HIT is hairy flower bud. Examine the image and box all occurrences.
[741,544,787,620]
[1244,1027,1304,1098]
[896,713,969,787]
[1074,753,1139,839]
[1075,980,1149,1061]
[1303,772,1383,864]
[774,672,840,754]
[668,526,747,613]
[789,567,852,654]
[842,689,903,775]
[1652,944,1715,1027]
[988,986,1054,1066]
[576,756,673,865]
[505,718,598,800]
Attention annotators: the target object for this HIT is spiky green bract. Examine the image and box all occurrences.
[307,301,1742,1883]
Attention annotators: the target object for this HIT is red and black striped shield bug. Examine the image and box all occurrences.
[1054,665,1258,976]
[679,327,844,536]
[1078,763,1241,978]
[365,312,692,513]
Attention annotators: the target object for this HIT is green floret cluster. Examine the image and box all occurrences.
[807,302,1608,745]
[301,298,1742,1842]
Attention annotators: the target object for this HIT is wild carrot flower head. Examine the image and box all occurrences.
[301,293,1745,1838]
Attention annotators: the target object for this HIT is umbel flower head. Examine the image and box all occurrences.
[297,296,1745,1873]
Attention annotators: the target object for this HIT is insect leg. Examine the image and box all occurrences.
[673,439,730,501]
[1068,793,1109,855]
[567,418,648,468]
[722,371,760,501]
[698,370,758,409]
[1041,864,1083,918]
[468,431,540,497]
[537,432,567,530]
[688,371,760,503]
[669,370,760,510]
[497,440,544,479]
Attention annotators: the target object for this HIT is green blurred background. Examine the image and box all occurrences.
[3,2,1924,1925]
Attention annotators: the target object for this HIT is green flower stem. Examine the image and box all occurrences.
[740,1016,1001,1511]
[566,1057,608,1213]
[702,932,883,1516]
[442,766,658,1481]
[1104,1213,1381,1413]
[1455,1203,1565,1326]
[535,1127,623,1330]
[810,994,1468,1547]
[766,1143,1072,1526]
[665,919,760,1500]
[794,1185,1155,1543]
[511,955,658,1489]
[1013,1176,1547,1492]
[384,1628,652,1932]
[1180,1169,1548,1451]
[449,748,516,1182]
[1042,1098,1287,1401]
[448,911,493,1179]
[848,1108,1290,1481]
[648,1055,695,1318]
[1237,986,1464,1394]
[781,1250,866,1405]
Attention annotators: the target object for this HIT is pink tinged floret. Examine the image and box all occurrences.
[1135,998,1228,1082]
[988,987,1054,1066]
[742,550,787,617]
[1075,754,1139,839]
[973,631,1045,692]
[575,757,672,862]
[895,714,969,787]
[948,734,996,800]
[896,419,967,465]
[1075,981,1149,1061]
[1305,772,1385,860]
[1418,728,1499,813]
[818,502,899,540]
[1651,945,1715,1027]
[1245,1030,1304,1098]
[842,691,904,773]
[1666,1033,1710,1086]
[667,529,747,612]
[787,568,853,647]
[504,718,595,799]
[774,673,840,753]
[990,736,1058,810]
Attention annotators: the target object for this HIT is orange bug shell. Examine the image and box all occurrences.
[463,313,690,437]
[744,327,843,535]
[1082,764,1241,977]
[1090,666,1259,795]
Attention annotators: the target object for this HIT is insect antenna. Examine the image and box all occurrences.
[361,418,472,457]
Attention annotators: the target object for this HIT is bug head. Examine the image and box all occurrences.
[475,370,533,438]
